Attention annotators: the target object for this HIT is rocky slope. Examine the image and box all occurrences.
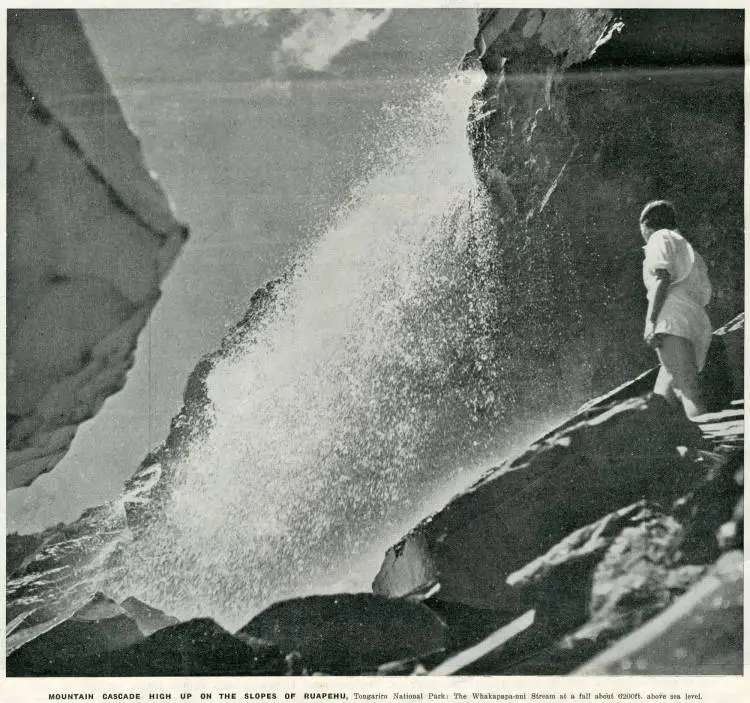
[7,10,188,489]
[6,315,743,675]
[6,8,744,676]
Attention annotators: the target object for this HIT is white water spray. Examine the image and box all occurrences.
[114,72,554,629]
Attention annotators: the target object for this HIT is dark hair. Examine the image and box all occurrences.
[639,200,677,231]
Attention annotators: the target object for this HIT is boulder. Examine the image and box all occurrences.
[119,596,180,636]
[506,501,663,632]
[575,550,743,675]
[15,618,286,677]
[7,592,145,676]
[237,593,448,675]
[373,394,704,615]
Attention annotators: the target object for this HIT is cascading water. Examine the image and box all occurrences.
[109,71,582,630]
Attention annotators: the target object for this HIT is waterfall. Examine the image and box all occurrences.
[112,71,572,630]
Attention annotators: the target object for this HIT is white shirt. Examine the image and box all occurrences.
[642,228,713,370]
[642,228,711,307]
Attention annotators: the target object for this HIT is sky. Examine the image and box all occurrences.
[7,8,478,534]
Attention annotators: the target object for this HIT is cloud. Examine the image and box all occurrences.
[274,9,393,73]
[195,9,393,74]
[195,9,272,29]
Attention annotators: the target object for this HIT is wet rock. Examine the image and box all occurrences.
[119,596,179,636]
[561,515,706,650]
[237,593,448,675]
[374,394,703,615]
[506,501,664,632]
[124,277,284,531]
[470,8,743,405]
[7,592,145,676]
[18,618,287,677]
[6,501,130,649]
[575,550,743,675]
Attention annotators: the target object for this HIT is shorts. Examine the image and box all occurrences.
[653,296,712,371]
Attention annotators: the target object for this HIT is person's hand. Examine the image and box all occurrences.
[643,321,661,348]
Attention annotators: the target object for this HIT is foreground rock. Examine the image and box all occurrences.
[373,393,705,611]
[6,503,131,654]
[7,593,145,676]
[238,594,449,675]
[7,10,187,488]
[376,314,743,674]
[10,618,286,677]
[575,550,743,675]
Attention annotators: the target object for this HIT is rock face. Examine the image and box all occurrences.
[467,8,743,397]
[372,391,710,609]
[6,502,131,655]
[237,594,449,675]
[7,9,188,489]
[575,550,743,675]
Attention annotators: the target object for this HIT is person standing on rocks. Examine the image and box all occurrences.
[640,200,713,419]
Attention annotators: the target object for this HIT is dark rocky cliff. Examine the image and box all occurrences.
[466,9,743,392]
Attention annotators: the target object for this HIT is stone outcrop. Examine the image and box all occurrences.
[7,592,145,676]
[372,394,705,609]
[237,594,449,675]
[373,313,743,674]
[574,550,743,675]
[7,10,188,489]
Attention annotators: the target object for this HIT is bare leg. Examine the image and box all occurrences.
[654,334,707,419]
[653,365,679,406]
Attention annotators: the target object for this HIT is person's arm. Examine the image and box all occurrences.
[644,268,671,347]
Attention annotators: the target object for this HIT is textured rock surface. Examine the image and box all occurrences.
[574,550,743,675]
[119,596,180,637]
[7,592,145,676]
[237,593,448,675]
[7,9,187,489]
[6,503,130,655]
[373,393,705,610]
[375,314,743,674]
